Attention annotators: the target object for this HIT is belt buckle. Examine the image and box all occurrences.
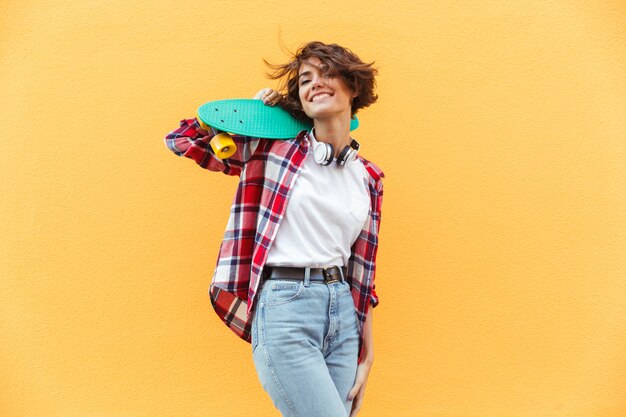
[323,267,341,284]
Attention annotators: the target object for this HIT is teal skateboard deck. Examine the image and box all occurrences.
[196,98,359,159]
[198,98,359,138]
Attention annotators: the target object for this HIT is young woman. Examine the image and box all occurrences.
[164,41,384,417]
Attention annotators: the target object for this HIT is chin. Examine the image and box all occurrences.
[305,106,346,120]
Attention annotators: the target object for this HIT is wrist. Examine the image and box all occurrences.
[361,353,374,367]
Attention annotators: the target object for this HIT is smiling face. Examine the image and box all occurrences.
[297,56,357,121]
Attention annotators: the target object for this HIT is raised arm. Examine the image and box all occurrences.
[164,118,263,176]
[163,89,283,176]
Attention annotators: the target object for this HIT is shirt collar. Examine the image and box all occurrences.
[308,127,319,147]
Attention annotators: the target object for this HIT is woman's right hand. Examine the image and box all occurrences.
[253,88,283,106]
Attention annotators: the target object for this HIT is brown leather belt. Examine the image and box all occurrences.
[263,266,346,284]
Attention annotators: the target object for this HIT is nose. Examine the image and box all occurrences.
[310,73,326,89]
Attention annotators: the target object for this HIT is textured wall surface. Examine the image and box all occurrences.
[1,1,625,416]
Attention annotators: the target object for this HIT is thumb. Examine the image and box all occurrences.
[348,385,359,401]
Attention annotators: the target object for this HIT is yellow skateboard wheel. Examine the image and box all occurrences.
[210,132,237,159]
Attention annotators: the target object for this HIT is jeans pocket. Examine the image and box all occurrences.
[340,281,353,296]
[264,280,305,308]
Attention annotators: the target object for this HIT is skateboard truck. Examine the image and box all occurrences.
[197,118,237,159]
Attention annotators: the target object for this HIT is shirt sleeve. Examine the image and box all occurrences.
[163,117,265,177]
[370,286,379,307]
[370,177,384,308]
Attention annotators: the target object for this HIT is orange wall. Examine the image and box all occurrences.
[1,1,625,416]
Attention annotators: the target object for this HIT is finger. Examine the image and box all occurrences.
[348,382,360,401]
[350,387,365,417]
[349,399,361,417]
[263,90,277,104]
[265,91,278,101]
[266,95,279,106]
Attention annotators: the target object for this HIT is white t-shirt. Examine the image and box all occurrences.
[265,129,371,268]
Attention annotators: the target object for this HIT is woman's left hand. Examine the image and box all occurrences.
[348,360,372,417]
[252,88,283,106]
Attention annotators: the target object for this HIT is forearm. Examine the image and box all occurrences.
[163,118,262,176]
[361,305,374,365]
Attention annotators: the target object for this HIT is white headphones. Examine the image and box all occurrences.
[311,132,360,167]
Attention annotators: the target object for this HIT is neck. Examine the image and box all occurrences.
[311,110,353,157]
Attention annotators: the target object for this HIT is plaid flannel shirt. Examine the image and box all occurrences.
[164,117,384,363]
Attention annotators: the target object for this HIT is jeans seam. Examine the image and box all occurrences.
[251,306,259,353]
[260,305,300,417]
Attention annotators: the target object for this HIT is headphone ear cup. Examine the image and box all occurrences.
[314,142,334,166]
[336,138,360,167]
[336,145,353,167]
[323,143,334,166]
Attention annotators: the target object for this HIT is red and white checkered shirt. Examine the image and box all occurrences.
[164,117,384,363]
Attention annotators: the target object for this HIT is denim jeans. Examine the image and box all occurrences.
[251,272,360,417]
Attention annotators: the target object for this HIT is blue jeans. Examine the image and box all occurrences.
[251,272,360,417]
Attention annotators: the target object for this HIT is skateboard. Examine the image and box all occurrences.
[196,99,359,159]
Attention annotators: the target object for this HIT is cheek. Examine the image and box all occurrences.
[299,95,308,108]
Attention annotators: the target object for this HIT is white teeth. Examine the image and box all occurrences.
[311,93,330,102]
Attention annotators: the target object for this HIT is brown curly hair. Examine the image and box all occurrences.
[263,41,379,122]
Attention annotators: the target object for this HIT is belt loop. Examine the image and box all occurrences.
[304,267,311,287]
[339,266,345,283]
